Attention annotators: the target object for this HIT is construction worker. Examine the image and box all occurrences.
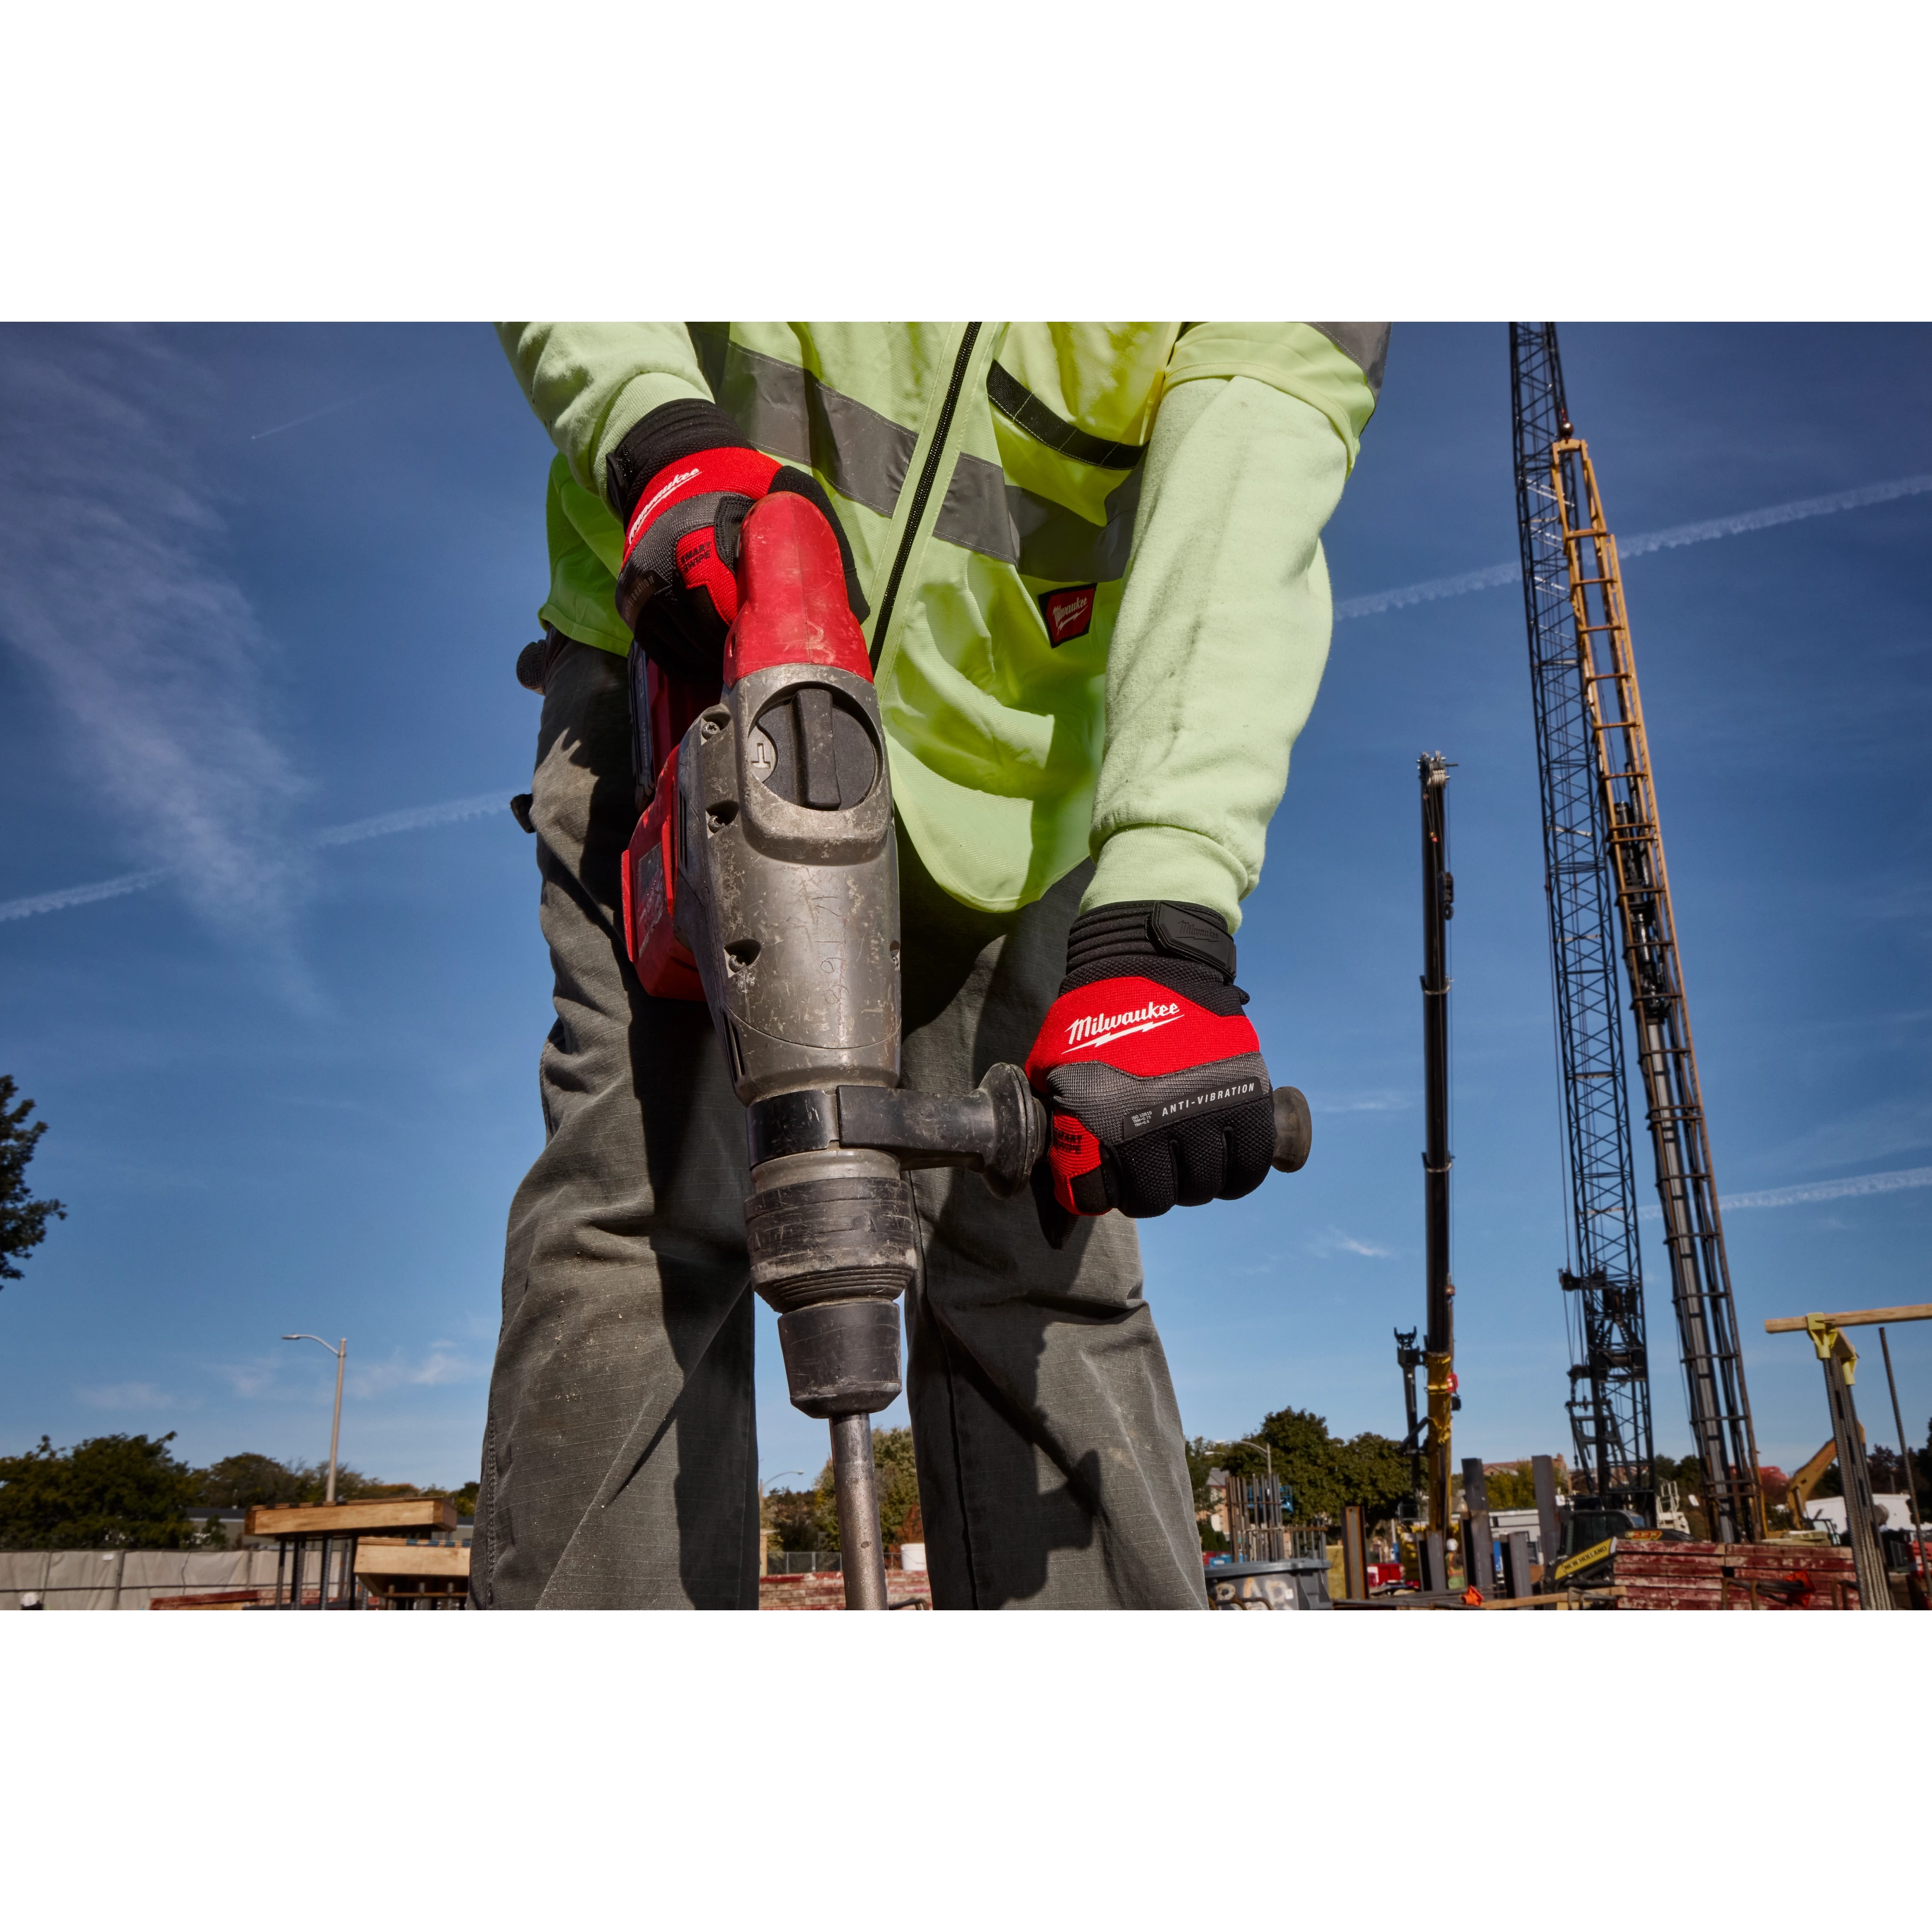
[475,324,1386,1609]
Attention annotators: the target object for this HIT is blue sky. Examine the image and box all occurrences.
[1,323,1927,1495]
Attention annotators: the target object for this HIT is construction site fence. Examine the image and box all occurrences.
[766,1550,842,1575]
[2,1547,295,1610]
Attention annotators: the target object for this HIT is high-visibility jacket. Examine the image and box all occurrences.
[502,323,1384,929]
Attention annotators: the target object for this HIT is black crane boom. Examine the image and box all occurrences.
[1419,753,1456,1540]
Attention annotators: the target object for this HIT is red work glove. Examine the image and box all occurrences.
[1024,901,1277,1242]
[609,399,867,683]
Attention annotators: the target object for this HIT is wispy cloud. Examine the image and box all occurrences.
[78,1380,187,1411]
[210,1353,285,1399]
[1307,1226,1398,1260]
[1639,1164,1932,1220]
[212,1340,485,1402]
[1335,471,1932,623]
[0,792,513,924]
[348,1343,485,1398]
[0,328,310,988]
[1761,1096,1932,1177]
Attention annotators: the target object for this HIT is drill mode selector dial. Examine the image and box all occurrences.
[748,684,879,811]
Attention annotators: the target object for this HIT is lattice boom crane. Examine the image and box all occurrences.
[1510,324,1764,1542]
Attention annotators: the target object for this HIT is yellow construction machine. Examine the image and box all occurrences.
[1779,1427,1861,1537]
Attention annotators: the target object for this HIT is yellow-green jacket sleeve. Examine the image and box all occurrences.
[1082,375,1353,933]
[496,323,713,506]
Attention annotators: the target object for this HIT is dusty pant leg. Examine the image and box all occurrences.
[897,835,1206,1610]
[471,640,759,1609]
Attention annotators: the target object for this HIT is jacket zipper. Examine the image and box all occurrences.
[868,322,981,666]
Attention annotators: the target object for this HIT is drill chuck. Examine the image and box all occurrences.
[776,1300,905,1420]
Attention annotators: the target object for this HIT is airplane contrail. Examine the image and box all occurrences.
[0,792,517,923]
[310,792,510,848]
[0,868,174,923]
[249,374,410,442]
[1335,471,1932,623]
[1638,1165,1932,1219]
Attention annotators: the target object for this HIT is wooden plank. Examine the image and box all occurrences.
[1764,1303,1932,1334]
[245,1498,458,1536]
[354,1545,469,1580]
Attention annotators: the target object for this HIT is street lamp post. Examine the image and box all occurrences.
[283,1334,347,1504]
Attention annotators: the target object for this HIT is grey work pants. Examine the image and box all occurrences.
[472,639,1206,1609]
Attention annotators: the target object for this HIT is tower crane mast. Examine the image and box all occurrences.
[1511,324,1763,1542]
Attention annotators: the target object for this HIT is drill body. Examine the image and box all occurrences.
[625,493,1039,1603]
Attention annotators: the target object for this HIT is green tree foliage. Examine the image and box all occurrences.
[194,1452,415,1508]
[0,1076,66,1284]
[1482,1464,1537,1510]
[0,1433,200,1548]
[197,1452,311,1508]
[804,1426,923,1552]
[199,1459,477,1525]
[1215,1406,1413,1528]
[766,1486,821,1553]
[3,1437,474,1547]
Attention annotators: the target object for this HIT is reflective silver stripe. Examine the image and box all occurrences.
[688,325,915,518]
[1307,323,1391,398]
[1007,467,1143,583]
[986,362,1148,470]
[934,451,1018,563]
[931,457,1143,582]
[687,326,1146,581]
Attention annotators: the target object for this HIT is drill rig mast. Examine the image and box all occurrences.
[1510,324,1763,1541]
[1397,754,1457,1543]
[1419,753,1456,1541]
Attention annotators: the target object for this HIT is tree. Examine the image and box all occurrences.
[1215,1407,1414,1528]
[805,1426,923,1552]
[0,1076,65,1284]
[766,1486,822,1553]
[197,1452,310,1508]
[0,1432,200,1548]
[190,1451,415,1507]
[1480,1462,1571,1510]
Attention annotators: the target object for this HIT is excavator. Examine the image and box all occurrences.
[1783,1427,1862,1535]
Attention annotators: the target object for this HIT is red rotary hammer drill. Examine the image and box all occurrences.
[622,491,1311,1608]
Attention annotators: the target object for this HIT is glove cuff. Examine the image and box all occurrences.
[1060,900,1243,1012]
[605,398,753,526]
